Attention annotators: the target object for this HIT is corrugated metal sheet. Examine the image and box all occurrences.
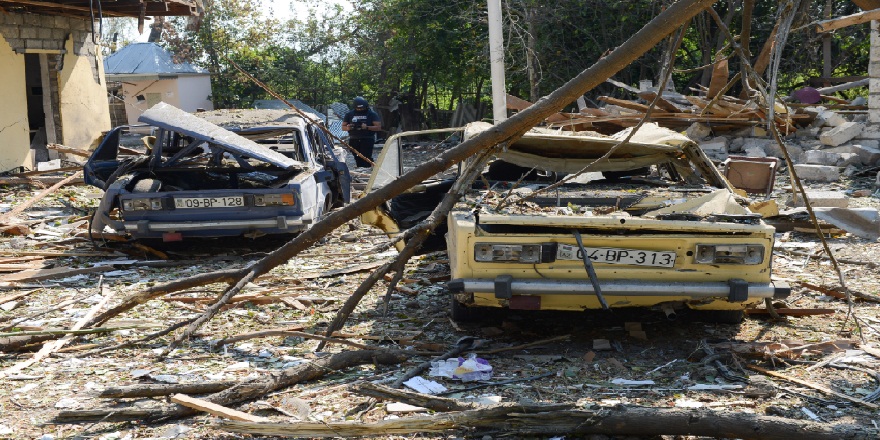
[104,42,208,77]
[327,120,345,140]
[253,99,326,120]
[328,102,350,119]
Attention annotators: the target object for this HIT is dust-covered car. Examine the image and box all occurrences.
[85,103,350,241]
[362,122,789,322]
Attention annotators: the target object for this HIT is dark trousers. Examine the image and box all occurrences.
[350,137,375,167]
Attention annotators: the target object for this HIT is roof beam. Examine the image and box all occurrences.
[816,8,880,32]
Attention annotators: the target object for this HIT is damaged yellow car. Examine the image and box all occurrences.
[362,122,789,323]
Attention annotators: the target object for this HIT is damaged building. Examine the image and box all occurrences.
[0,0,202,173]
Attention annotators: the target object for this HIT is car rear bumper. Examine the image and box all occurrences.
[123,216,311,234]
[448,276,790,302]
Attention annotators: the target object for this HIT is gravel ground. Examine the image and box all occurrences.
[0,160,879,439]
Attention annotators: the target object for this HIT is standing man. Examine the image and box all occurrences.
[342,96,382,168]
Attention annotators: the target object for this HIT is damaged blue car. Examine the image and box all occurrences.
[85,103,350,241]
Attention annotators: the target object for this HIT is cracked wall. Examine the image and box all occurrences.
[0,12,109,171]
[0,36,32,172]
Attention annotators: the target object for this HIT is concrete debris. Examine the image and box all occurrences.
[819,121,864,146]
[792,164,841,182]
[699,138,728,160]
[792,190,849,208]
[812,208,880,241]
[686,122,713,141]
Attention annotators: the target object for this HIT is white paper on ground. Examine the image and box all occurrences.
[402,376,448,394]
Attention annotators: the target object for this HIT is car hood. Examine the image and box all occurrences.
[464,121,693,174]
[139,103,304,170]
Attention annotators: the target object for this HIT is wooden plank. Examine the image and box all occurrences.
[0,265,115,283]
[0,171,83,224]
[636,92,681,113]
[0,250,114,257]
[0,262,45,273]
[0,0,129,16]
[605,78,640,94]
[38,54,57,145]
[815,78,869,94]
[578,108,610,117]
[170,394,270,422]
[505,94,569,122]
[0,288,40,305]
[706,59,729,98]
[599,96,650,113]
[685,96,733,116]
[747,365,878,409]
[0,280,115,377]
[816,8,880,32]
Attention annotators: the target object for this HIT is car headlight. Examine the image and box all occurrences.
[254,193,297,207]
[694,244,764,265]
[121,198,164,211]
[474,243,556,263]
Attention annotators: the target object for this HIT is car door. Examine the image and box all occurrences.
[310,125,351,207]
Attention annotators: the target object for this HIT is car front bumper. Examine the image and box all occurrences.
[448,276,790,302]
[123,216,311,234]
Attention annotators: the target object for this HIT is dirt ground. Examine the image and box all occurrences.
[1,159,879,439]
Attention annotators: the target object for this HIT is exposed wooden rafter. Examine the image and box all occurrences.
[0,0,201,19]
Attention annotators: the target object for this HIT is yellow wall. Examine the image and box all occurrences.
[58,36,111,149]
[121,79,181,125]
[0,36,34,172]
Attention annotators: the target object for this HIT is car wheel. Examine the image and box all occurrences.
[691,309,745,324]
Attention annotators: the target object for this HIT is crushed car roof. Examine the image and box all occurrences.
[139,103,305,170]
[464,121,696,174]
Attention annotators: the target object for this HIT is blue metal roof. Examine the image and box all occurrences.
[104,42,208,77]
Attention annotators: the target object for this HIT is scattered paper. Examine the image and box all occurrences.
[801,407,822,421]
[688,383,743,390]
[429,354,493,382]
[386,402,428,413]
[402,376,447,394]
[610,378,655,386]
[675,398,704,408]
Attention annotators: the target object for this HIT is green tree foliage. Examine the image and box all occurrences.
[141,0,869,120]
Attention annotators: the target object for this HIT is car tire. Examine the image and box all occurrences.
[131,178,161,193]
[691,309,745,324]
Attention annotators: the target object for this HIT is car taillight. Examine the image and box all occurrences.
[122,198,164,211]
[254,193,296,207]
[474,243,557,263]
[694,244,764,265]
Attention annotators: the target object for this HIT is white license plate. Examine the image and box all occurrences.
[174,196,245,209]
[557,244,676,268]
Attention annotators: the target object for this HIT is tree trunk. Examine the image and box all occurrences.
[219,406,874,439]
[526,7,539,102]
